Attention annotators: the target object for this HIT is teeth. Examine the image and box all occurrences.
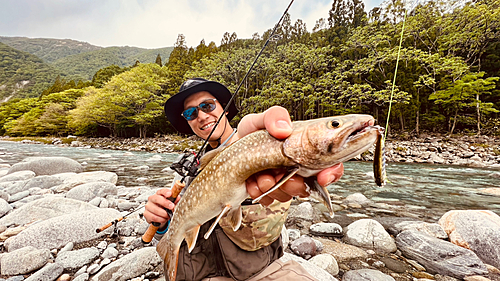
[201,122,215,130]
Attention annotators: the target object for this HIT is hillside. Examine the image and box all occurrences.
[52,46,173,81]
[0,42,59,102]
[0,36,102,63]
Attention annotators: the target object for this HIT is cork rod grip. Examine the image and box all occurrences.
[141,180,186,243]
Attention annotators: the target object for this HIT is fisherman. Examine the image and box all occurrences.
[144,78,344,281]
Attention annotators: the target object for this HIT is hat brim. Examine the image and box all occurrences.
[165,81,238,135]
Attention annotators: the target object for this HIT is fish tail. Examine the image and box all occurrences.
[165,241,180,281]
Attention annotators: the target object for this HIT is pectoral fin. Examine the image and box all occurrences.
[204,205,231,239]
[226,205,242,231]
[252,167,299,204]
[304,177,334,218]
[184,225,201,253]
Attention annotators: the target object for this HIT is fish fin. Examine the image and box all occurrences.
[226,205,242,231]
[199,147,224,170]
[304,177,334,218]
[204,204,231,239]
[184,225,201,253]
[252,167,299,204]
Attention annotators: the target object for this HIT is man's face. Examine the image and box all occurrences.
[183,91,226,140]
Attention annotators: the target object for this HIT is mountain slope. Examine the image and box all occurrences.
[0,36,102,63]
[0,42,59,101]
[52,46,174,80]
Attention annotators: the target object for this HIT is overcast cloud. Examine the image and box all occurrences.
[0,0,384,49]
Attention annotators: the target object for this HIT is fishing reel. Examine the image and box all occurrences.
[170,153,199,179]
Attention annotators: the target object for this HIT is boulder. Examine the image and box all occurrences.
[0,196,98,226]
[90,247,162,281]
[0,246,51,275]
[66,182,117,202]
[7,157,83,175]
[5,208,121,251]
[396,230,488,279]
[344,219,397,254]
[438,210,500,269]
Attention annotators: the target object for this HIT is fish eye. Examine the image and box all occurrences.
[328,119,342,128]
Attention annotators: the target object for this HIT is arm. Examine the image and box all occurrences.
[235,106,344,206]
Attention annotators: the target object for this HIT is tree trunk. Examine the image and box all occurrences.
[476,93,481,135]
[415,90,420,136]
[450,107,458,135]
[399,111,404,131]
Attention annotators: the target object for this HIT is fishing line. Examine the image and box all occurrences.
[184,0,296,178]
[384,0,410,139]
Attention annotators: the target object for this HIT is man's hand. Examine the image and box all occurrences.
[143,188,180,229]
[235,106,345,206]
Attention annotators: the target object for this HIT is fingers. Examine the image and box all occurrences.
[143,188,177,225]
[316,163,344,187]
[246,170,307,206]
[236,106,292,141]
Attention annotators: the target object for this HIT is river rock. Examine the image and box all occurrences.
[344,193,372,206]
[4,208,121,251]
[90,247,162,281]
[438,210,500,268]
[0,170,35,183]
[0,196,98,226]
[479,188,500,196]
[342,269,395,281]
[396,230,488,279]
[66,182,117,202]
[55,247,100,270]
[280,252,339,281]
[7,157,83,175]
[0,246,51,275]
[55,171,118,185]
[0,198,12,217]
[314,237,368,262]
[344,219,397,254]
[24,262,64,281]
[288,202,314,221]
[309,253,339,276]
[394,221,448,239]
[310,223,343,237]
[290,236,317,259]
[101,247,119,259]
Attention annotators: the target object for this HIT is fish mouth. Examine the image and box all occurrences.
[345,119,377,143]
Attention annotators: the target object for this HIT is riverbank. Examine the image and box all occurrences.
[2,133,500,169]
[0,156,499,281]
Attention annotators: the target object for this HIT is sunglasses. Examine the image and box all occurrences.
[181,98,217,121]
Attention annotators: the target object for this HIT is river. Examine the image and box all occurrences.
[1,140,499,221]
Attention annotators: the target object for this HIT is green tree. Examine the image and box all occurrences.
[429,72,499,134]
[155,54,162,67]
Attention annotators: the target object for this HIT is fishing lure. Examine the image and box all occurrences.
[374,126,387,187]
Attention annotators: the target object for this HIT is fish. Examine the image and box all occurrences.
[373,126,387,187]
[157,114,380,281]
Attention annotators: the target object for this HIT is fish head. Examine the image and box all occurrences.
[283,114,378,170]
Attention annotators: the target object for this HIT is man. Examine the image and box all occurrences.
[144,78,344,281]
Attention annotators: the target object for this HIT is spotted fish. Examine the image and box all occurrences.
[157,114,380,281]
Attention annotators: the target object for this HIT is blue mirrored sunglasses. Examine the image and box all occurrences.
[181,98,217,121]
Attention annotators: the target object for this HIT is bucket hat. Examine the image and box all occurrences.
[164,78,238,135]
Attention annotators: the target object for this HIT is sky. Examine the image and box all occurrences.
[0,0,385,49]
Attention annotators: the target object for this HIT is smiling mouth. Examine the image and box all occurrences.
[201,122,216,130]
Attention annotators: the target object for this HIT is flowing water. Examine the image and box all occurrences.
[1,140,499,220]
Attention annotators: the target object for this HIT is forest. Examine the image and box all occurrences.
[0,0,499,138]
